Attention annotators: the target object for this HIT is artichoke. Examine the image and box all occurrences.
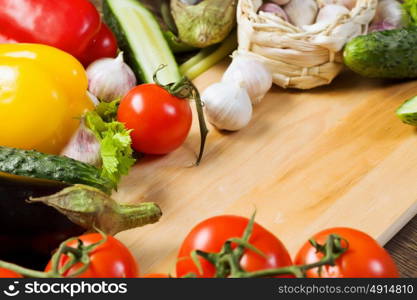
[171,0,237,48]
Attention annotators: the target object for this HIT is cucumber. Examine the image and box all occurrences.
[396,95,417,125]
[103,0,181,84]
[344,28,417,79]
[0,147,113,193]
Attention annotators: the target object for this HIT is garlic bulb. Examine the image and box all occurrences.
[370,0,406,32]
[259,2,289,22]
[87,52,136,102]
[303,4,350,32]
[61,119,102,166]
[202,82,253,131]
[284,0,318,27]
[222,56,272,105]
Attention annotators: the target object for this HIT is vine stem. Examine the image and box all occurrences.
[154,66,209,165]
[188,213,349,278]
[0,231,108,278]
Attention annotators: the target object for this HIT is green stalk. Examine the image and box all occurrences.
[28,185,162,235]
[180,31,238,80]
[186,213,349,278]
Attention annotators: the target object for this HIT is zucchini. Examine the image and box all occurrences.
[103,0,181,84]
[0,146,113,193]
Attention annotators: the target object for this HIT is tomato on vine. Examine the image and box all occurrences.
[118,67,208,164]
[45,233,138,278]
[118,83,192,155]
[176,215,293,278]
[295,227,399,278]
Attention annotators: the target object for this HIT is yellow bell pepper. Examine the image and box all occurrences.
[0,43,94,154]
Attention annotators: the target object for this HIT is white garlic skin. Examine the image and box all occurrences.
[222,56,273,105]
[371,0,405,30]
[61,120,102,166]
[202,82,253,131]
[284,0,318,27]
[87,52,137,102]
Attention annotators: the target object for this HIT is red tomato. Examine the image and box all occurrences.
[0,268,22,278]
[78,23,118,67]
[295,227,399,278]
[142,273,171,278]
[176,215,293,278]
[45,233,138,278]
[118,84,192,155]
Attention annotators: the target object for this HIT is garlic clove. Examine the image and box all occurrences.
[370,0,406,32]
[222,56,273,105]
[61,119,102,166]
[258,3,289,22]
[87,52,137,102]
[284,0,318,27]
[202,82,253,131]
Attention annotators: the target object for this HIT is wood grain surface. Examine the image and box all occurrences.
[386,215,417,278]
[112,61,417,275]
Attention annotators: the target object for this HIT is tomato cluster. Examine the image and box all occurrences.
[174,216,399,278]
[0,216,399,278]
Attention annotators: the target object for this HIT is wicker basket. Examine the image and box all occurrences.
[237,0,378,89]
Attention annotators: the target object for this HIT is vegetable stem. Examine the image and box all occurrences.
[29,185,163,235]
[180,31,238,80]
[187,212,349,278]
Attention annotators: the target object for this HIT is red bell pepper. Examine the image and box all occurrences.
[0,0,118,66]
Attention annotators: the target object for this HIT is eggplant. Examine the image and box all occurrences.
[0,176,84,269]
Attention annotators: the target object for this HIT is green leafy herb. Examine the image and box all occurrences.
[85,99,135,186]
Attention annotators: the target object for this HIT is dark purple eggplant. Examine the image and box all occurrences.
[0,177,84,269]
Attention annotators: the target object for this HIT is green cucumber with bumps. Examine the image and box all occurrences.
[0,147,113,194]
[344,27,417,79]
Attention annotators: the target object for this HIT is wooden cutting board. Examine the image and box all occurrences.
[113,60,417,275]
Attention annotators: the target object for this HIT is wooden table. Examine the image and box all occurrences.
[386,215,417,277]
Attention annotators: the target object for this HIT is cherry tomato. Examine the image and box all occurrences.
[0,268,22,278]
[45,233,138,278]
[142,273,171,278]
[295,227,399,278]
[118,84,192,155]
[78,23,118,67]
[176,215,293,278]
